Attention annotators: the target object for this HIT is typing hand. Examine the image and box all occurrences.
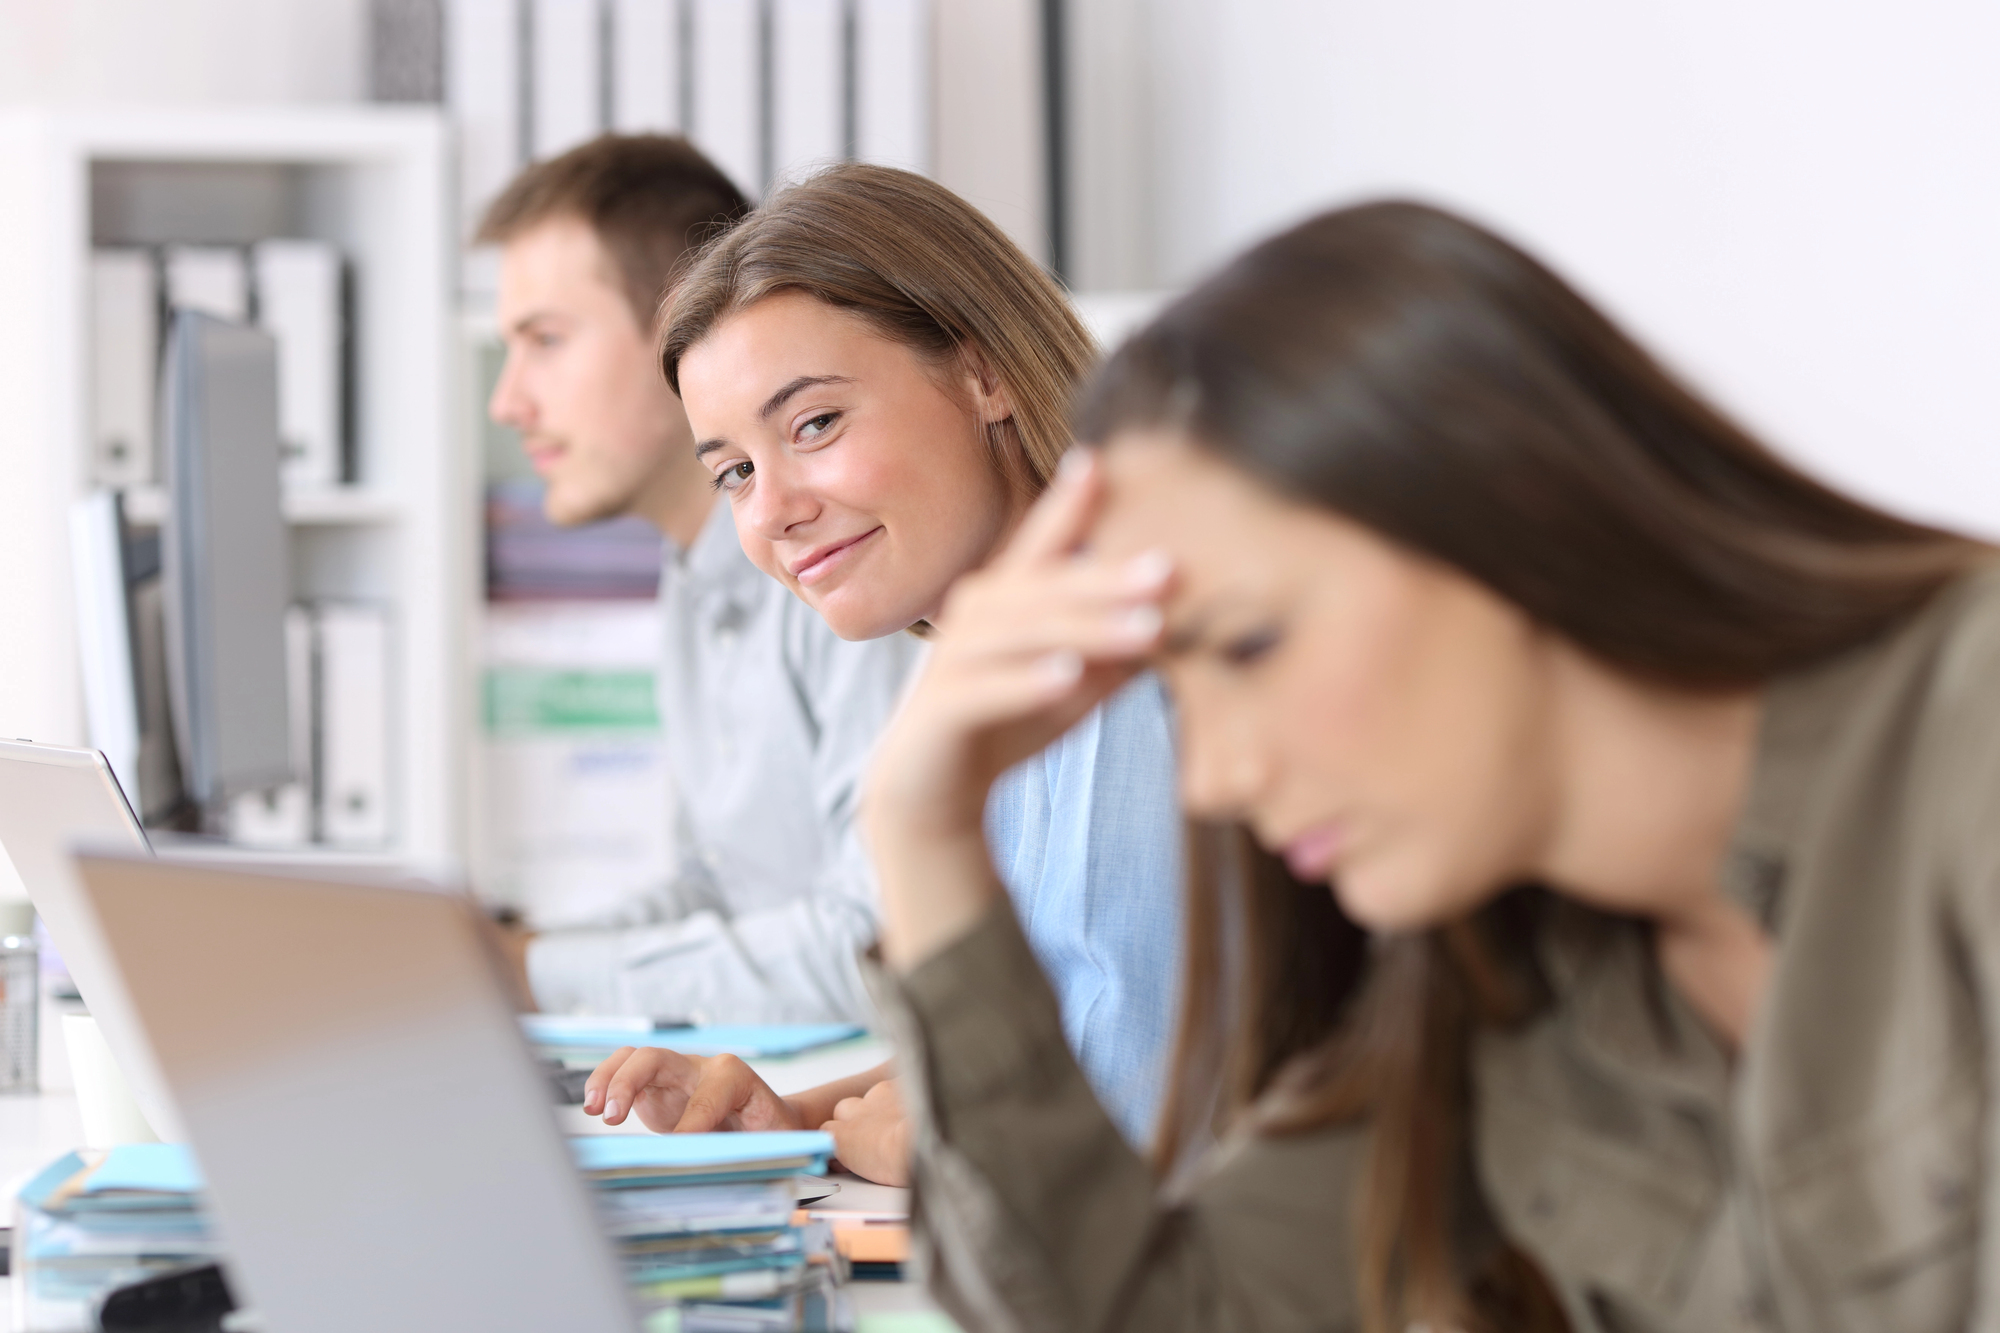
[584,1048,804,1134]
[821,1077,912,1187]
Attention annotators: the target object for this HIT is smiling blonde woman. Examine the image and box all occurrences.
[586,165,1185,1179]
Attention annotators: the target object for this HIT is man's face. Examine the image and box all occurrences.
[489,216,692,526]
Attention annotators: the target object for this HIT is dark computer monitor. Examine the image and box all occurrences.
[158,310,294,811]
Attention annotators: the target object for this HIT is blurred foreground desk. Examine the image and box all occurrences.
[0,1036,956,1331]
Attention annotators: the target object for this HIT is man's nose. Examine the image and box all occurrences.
[489,352,534,430]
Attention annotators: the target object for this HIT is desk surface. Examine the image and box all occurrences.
[0,1035,952,1331]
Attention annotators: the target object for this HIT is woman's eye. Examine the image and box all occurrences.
[1220,626,1281,666]
[713,459,755,493]
[798,412,838,442]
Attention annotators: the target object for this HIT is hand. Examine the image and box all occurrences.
[820,1077,912,1187]
[864,448,1172,965]
[584,1048,806,1134]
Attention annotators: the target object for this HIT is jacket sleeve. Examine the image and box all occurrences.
[868,899,1366,1333]
[526,617,923,1026]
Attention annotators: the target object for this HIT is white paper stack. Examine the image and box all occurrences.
[854,0,930,173]
[771,0,845,186]
[447,0,527,235]
[690,0,763,199]
[610,0,682,133]
[88,250,159,488]
[532,0,605,159]
[252,241,346,489]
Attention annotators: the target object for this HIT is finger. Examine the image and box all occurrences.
[997,448,1105,570]
[584,1047,637,1116]
[944,552,1173,639]
[829,1095,867,1122]
[942,599,1164,664]
[921,655,1141,745]
[602,1047,674,1125]
[672,1053,762,1133]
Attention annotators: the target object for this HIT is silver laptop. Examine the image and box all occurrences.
[70,849,640,1333]
[0,739,180,1138]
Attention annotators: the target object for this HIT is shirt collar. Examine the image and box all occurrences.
[668,497,768,599]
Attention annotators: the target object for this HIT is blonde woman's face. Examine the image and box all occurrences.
[679,291,1026,640]
[1091,433,1562,931]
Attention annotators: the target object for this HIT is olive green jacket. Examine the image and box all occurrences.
[868,565,2000,1333]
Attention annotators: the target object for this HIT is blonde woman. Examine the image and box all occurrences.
[587,166,1182,1180]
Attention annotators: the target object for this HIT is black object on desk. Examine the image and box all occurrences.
[97,1261,235,1333]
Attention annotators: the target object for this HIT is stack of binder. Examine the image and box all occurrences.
[10,1145,216,1330]
[12,1137,853,1332]
[576,1132,850,1330]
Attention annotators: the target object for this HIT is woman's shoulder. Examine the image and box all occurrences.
[1910,559,2000,726]
[1771,559,2000,887]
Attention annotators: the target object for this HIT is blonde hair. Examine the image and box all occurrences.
[660,163,1094,492]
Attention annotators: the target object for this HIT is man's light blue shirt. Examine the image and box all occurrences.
[984,673,1183,1147]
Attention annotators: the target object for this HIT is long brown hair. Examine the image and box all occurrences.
[660,162,1095,495]
[1081,201,1989,1332]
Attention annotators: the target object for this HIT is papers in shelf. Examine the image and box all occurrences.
[524,1018,866,1060]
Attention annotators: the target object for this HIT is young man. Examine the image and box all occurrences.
[479,135,922,1025]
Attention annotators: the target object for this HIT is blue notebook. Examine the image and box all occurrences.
[18,1144,203,1212]
[521,1018,864,1059]
[569,1131,832,1171]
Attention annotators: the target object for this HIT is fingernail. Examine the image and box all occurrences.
[604,1099,619,1120]
[1118,606,1162,640]
[1041,650,1084,684]
[1125,549,1172,587]
[1057,447,1097,481]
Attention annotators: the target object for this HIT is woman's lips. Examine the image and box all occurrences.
[790,527,883,586]
[1282,825,1344,881]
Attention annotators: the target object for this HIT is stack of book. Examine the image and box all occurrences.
[10,1144,215,1330]
[486,479,664,601]
[11,1137,851,1333]
[578,1132,849,1331]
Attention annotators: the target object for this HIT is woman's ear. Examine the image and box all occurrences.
[958,344,1017,426]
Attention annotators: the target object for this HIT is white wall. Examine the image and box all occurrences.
[1095,0,2000,538]
[934,0,1049,266]
[0,0,366,105]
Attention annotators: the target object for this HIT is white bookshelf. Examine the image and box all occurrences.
[0,107,472,871]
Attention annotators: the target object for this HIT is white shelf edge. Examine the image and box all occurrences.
[119,485,403,527]
[149,838,410,870]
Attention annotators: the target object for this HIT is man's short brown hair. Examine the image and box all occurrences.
[477,134,751,333]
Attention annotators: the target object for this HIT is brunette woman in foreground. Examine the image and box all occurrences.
[858,201,1996,1332]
